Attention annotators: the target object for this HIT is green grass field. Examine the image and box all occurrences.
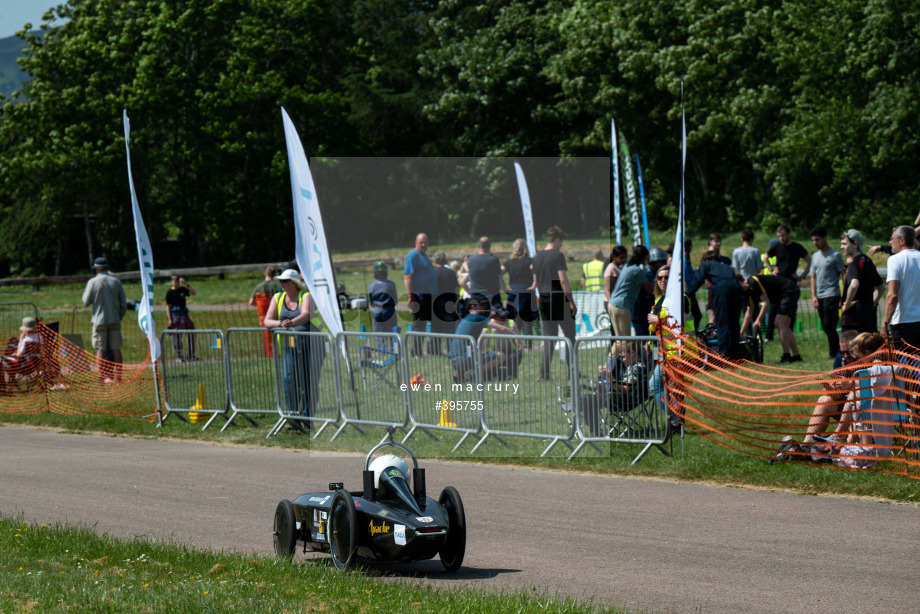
[0,516,636,614]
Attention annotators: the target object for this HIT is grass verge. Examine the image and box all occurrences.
[0,515,637,614]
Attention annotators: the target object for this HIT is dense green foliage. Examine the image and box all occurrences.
[1,0,917,276]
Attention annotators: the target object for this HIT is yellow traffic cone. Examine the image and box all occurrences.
[438,399,457,427]
[190,383,209,423]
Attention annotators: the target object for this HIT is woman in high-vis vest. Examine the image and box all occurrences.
[646,265,698,429]
[263,268,325,421]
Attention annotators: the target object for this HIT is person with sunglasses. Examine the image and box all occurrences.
[647,265,698,429]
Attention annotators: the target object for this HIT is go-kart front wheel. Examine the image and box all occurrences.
[328,490,357,570]
[273,499,297,557]
[438,486,466,572]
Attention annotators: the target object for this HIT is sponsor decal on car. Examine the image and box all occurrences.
[378,509,390,517]
[394,524,406,546]
[416,516,433,523]
[309,496,331,504]
[387,468,402,477]
[368,520,390,536]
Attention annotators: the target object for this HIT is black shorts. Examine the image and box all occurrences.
[776,284,800,318]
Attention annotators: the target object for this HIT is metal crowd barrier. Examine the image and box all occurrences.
[567,336,670,462]
[332,331,409,441]
[267,329,341,437]
[403,331,484,450]
[159,329,229,430]
[156,325,676,463]
[471,333,576,457]
[223,328,276,431]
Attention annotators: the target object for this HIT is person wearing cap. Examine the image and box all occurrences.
[431,251,460,353]
[809,226,846,359]
[81,257,127,383]
[881,225,920,351]
[264,269,325,419]
[840,229,884,334]
[367,260,398,335]
[1,317,43,388]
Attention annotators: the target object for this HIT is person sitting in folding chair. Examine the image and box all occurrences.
[449,294,513,383]
[480,304,523,381]
[1,317,43,392]
[577,341,651,437]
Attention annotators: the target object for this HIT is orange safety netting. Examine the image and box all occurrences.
[659,324,920,479]
[0,322,159,421]
[0,304,265,421]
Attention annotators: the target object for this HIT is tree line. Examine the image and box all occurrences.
[0,0,916,276]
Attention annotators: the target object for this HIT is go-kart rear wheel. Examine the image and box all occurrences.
[438,486,466,572]
[273,499,298,557]
[327,490,357,570]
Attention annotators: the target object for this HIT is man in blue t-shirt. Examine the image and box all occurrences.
[403,233,437,354]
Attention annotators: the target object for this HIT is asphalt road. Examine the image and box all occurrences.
[2,425,918,614]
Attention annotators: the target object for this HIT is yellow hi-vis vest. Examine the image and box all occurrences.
[273,291,328,347]
[582,259,605,291]
[651,294,699,357]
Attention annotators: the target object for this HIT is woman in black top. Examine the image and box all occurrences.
[503,239,537,337]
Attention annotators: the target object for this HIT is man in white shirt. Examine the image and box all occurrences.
[881,225,920,352]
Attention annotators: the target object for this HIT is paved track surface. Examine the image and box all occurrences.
[3,425,918,614]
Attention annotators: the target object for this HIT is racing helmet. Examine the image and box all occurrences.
[648,246,668,264]
[368,454,409,489]
[372,260,388,278]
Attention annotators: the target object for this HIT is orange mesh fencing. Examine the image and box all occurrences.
[659,324,920,479]
[0,322,161,421]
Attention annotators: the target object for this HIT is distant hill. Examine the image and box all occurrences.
[0,34,32,99]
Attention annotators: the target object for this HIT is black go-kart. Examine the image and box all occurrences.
[696,323,763,364]
[272,427,466,571]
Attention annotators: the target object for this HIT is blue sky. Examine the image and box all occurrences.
[0,0,59,39]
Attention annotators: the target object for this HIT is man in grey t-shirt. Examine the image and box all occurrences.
[809,226,845,359]
[731,228,763,280]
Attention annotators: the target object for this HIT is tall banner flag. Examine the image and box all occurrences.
[513,162,537,258]
[636,152,651,249]
[663,82,687,334]
[618,132,643,246]
[280,107,343,338]
[610,119,622,245]
[122,110,160,362]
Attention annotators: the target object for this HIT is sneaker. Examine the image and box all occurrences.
[779,355,792,364]
[769,435,797,464]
